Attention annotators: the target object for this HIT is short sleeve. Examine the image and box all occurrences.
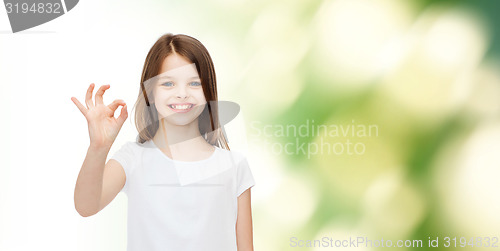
[109,141,136,194]
[236,156,255,197]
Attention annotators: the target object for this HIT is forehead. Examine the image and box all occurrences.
[160,54,198,75]
[157,63,198,79]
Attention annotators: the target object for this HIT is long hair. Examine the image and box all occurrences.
[132,33,230,150]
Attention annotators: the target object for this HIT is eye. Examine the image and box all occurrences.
[162,81,174,87]
[190,81,201,87]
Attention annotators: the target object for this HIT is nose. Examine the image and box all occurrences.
[175,85,188,99]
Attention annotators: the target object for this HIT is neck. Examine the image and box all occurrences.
[152,118,206,149]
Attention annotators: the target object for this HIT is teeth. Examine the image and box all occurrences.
[170,104,192,110]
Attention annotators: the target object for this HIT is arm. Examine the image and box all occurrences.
[74,145,127,217]
[74,145,110,217]
[71,83,128,217]
[236,188,254,251]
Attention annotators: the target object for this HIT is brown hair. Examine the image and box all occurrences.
[132,33,230,150]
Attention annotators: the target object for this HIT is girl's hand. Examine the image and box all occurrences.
[71,83,128,149]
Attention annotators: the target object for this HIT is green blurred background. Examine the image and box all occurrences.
[185,0,500,250]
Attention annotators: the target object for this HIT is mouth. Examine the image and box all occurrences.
[168,103,194,113]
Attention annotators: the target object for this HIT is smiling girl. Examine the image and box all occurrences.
[72,33,255,251]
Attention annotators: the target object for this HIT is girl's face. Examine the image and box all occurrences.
[152,53,207,126]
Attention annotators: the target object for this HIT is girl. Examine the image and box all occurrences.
[72,33,255,251]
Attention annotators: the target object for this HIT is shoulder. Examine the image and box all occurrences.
[122,140,144,149]
[115,140,148,154]
[129,140,147,148]
[216,147,248,166]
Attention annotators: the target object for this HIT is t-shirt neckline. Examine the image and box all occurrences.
[148,140,219,164]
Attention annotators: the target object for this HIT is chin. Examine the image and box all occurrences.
[170,120,196,126]
[160,115,198,126]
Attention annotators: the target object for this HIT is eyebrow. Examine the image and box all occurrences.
[159,76,200,80]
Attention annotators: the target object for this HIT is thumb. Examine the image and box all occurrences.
[117,104,128,126]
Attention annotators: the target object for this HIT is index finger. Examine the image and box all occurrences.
[108,99,126,113]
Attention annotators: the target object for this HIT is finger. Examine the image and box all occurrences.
[71,97,88,117]
[85,83,95,109]
[95,84,110,106]
[117,104,128,126]
[108,99,125,113]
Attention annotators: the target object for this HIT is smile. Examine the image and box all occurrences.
[168,103,194,113]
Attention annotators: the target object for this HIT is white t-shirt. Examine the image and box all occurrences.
[109,139,255,251]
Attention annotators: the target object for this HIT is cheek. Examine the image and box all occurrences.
[153,90,170,104]
[194,90,207,103]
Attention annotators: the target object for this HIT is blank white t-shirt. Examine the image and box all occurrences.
[109,139,255,251]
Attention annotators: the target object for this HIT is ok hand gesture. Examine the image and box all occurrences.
[71,83,128,149]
